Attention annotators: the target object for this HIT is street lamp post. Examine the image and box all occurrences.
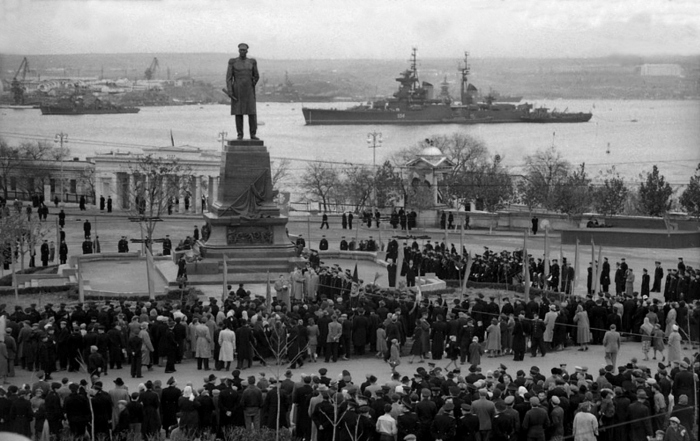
[367,132,382,247]
[54,132,68,206]
[218,131,228,150]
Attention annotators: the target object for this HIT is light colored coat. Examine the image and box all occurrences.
[195,324,212,358]
[218,328,236,362]
[602,330,621,354]
[544,311,558,342]
[139,328,154,365]
[573,410,598,441]
[574,310,591,344]
[667,331,682,363]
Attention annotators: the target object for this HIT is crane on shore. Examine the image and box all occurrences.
[144,57,159,80]
[11,57,30,104]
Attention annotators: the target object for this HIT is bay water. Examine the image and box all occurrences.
[1,99,699,186]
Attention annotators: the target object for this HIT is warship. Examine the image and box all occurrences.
[302,49,592,125]
[40,97,139,115]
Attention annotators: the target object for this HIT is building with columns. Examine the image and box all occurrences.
[88,145,221,213]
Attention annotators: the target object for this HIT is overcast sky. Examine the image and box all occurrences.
[1,0,698,58]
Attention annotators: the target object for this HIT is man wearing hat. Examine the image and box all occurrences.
[522,397,550,441]
[91,380,114,440]
[109,378,130,430]
[226,43,259,140]
[628,389,653,440]
[671,361,695,406]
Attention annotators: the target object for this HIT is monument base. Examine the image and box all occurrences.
[186,138,306,284]
[190,208,305,283]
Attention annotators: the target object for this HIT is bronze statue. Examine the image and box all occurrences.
[226,43,260,140]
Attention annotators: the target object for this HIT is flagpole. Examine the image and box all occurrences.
[591,239,597,294]
[524,230,530,298]
[222,254,228,302]
[595,245,603,295]
[544,227,550,276]
[460,213,464,254]
[77,260,85,303]
[573,238,579,293]
[266,271,272,314]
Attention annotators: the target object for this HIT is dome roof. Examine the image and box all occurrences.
[418,146,444,157]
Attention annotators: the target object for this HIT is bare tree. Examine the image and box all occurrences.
[127,154,192,250]
[271,158,292,192]
[517,145,571,210]
[340,163,373,212]
[0,211,47,271]
[298,162,341,212]
[0,138,71,200]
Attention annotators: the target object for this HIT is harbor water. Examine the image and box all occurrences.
[1,99,699,185]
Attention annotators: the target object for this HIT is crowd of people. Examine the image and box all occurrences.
[0,253,697,441]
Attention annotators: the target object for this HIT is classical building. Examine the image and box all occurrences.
[88,145,221,213]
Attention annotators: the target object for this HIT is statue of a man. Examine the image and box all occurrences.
[226,43,260,140]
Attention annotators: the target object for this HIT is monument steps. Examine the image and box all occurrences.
[172,272,279,286]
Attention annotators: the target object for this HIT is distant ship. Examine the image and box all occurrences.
[258,71,338,103]
[40,97,140,115]
[302,49,592,125]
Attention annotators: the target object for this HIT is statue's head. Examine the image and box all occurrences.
[238,43,249,57]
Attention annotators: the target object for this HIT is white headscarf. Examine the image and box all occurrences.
[183,385,195,401]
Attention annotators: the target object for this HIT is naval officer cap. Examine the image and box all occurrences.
[238,43,249,49]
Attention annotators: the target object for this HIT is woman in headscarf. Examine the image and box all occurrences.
[485,318,501,357]
[178,386,200,433]
[217,324,236,371]
[640,317,654,361]
[573,304,591,351]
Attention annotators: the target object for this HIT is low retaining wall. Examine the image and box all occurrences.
[561,228,700,248]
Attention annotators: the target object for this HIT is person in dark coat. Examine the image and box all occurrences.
[218,382,240,435]
[195,389,215,435]
[431,402,457,441]
[9,390,33,437]
[126,392,144,438]
[522,397,549,441]
[107,196,113,213]
[140,381,161,438]
[628,391,653,441]
[114,400,131,441]
[161,378,182,434]
[58,209,66,228]
[64,383,90,438]
[163,321,178,373]
[45,382,64,438]
[91,381,114,440]
[262,383,290,429]
[99,195,105,211]
[293,377,314,438]
[59,240,68,264]
[162,235,172,256]
[83,219,91,239]
[512,313,528,361]
[235,321,255,369]
[352,311,370,355]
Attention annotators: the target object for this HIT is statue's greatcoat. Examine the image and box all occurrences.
[226,57,259,115]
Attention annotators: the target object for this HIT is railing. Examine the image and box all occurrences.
[1,190,95,205]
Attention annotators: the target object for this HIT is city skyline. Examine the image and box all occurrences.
[1,0,699,58]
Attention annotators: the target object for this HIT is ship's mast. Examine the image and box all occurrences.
[410,47,419,91]
[459,51,470,103]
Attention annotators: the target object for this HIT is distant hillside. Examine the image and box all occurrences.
[1,53,699,100]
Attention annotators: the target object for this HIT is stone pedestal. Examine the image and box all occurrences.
[195,139,302,282]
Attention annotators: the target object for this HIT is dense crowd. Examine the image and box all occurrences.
[0,259,697,441]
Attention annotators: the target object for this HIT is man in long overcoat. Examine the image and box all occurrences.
[235,321,255,369]
[226,43,259,139]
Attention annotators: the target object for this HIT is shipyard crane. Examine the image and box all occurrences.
[13,57,30,81]
[144,57,159,80]
[11,57,30,104]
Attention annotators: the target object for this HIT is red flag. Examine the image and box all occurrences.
[352,263,359,283]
